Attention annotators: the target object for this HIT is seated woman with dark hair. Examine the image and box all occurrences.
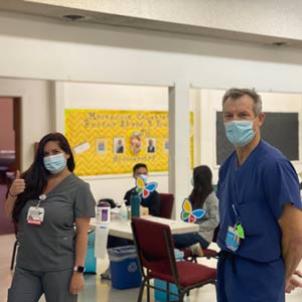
[174,165,219,256]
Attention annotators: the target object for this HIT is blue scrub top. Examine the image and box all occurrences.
[217,140,302,262]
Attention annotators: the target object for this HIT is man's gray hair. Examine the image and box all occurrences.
[222,88,262,116]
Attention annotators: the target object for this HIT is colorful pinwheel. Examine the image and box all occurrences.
[180,199,206,223]
[136,175,158,199]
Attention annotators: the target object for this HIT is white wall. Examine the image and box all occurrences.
[1,12,302,91]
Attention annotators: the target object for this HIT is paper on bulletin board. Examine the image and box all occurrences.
[65,109,194,176]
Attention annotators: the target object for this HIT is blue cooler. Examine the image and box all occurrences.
[154,249,183,301]
[154,279,179,301]
[108,245,141,289]
[84,228,96,274]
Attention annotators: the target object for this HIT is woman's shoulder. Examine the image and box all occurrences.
[205,191,218,203]
[67,174,90,190]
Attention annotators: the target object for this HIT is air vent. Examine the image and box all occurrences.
[62,14,86,22]
[272,41,287,47]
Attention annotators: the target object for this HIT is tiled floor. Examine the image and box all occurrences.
[1,234,302,302]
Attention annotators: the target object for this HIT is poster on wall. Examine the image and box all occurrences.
[65,109,193,176]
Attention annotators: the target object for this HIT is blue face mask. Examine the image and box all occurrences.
[43,153,67,174]
[224,120,255,147]
[135,174,148,185]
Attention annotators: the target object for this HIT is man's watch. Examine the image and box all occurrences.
[73,266,85,273]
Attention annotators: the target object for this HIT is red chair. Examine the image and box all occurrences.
[131,217,216,302]
[159,193,174,219]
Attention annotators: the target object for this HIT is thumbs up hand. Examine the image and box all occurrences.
[9,170,26,197]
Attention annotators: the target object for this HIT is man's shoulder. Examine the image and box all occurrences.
[258,140,289,166]
[151,190,159,197]
[125,187,136,196]
[259,140,285,158]
[256,141,296,177]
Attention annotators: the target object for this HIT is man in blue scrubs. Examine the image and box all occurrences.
[217,88,302,301]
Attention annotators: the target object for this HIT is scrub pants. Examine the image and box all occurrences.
[7,267,77,302]
[217,252,285,302]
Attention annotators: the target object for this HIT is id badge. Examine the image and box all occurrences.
[225,226,240,252]
[27,207,45,225]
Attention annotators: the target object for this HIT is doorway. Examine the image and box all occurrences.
[0,97,21,234]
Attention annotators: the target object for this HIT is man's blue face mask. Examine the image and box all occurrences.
[224,120,255,147]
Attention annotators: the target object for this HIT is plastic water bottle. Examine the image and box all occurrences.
[119,201,128,221]
[130,190,141,218]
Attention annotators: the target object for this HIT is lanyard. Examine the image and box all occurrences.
[36,194,47,208]
[232,204,240,221]
[232,203,245,239]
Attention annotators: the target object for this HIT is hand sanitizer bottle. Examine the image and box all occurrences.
[119,201,128,221]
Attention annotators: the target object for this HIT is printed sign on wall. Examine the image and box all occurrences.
[65,109,193,176]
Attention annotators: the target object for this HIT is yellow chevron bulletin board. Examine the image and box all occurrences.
[65,109,193,176]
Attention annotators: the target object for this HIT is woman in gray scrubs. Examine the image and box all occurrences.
[5,132,96,302]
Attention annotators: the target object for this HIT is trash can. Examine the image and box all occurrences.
[108,245,141,289]
[84,228,96,274]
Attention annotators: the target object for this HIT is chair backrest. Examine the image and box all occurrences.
[131,217,178,278]
[159,193,174,219]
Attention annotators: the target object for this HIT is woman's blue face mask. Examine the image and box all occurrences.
[224,120,255,147]
[43,153,67,174]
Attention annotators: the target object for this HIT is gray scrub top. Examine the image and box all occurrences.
[16,174,96,272]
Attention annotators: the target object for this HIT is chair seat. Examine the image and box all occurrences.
[150,261,216,288]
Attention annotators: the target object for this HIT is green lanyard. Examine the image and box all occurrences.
[232,204,245,239]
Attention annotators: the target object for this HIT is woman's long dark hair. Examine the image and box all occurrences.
[189,165,213,209]
[12,132,75,223]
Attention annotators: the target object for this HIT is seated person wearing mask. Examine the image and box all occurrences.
[101,163,160,280]
[124,163,160,217]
